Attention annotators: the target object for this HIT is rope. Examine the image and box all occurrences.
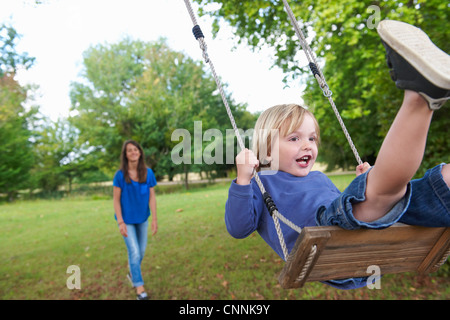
[281,0,363,166]
[183,0,363,260]
[183,0,243,149]
[434,247,450,269]
[296,245,317,283]
[183,0,302,260]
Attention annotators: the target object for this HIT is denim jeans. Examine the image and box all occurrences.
[316,163,450,229]
[316,163,449,290]
[123,220,148,287]
[400,163,450,226]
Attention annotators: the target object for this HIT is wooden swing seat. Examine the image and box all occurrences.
[279,223,450,288]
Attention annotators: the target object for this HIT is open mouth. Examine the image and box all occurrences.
[296,155,312,167]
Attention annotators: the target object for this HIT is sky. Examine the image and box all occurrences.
[2,0,306,121]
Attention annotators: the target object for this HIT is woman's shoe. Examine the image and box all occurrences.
[136,291,149,300]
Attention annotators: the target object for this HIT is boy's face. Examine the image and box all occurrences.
[271,114,318,177]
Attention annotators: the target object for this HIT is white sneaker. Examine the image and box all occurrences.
[377,20,450,109]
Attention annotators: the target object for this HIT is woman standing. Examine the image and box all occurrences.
[113,140,157,300]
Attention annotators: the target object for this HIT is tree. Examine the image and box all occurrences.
[0,24,36,201]
[31,116,96,194]
[0,81,35,200]
[193,0,449,173]
[0,23,35,78]
[70,37,252,185]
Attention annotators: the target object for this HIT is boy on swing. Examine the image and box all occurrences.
[225,20,450,289]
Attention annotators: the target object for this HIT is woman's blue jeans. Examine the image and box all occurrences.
[123,220,148,288]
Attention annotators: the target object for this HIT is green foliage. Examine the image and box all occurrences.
[30,116,99,193]
[0,23,35,77]
[0,107,35,199]
[70,37,255,183]
[0,24,36,200]
[194,0,449,172]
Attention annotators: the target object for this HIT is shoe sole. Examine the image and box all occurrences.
[377,20,450,89]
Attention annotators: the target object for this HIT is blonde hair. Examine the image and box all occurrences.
[252,104,320,168]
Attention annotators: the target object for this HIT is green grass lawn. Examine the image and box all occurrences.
[0,177,448,300]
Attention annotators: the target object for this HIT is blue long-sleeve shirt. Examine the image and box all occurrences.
[225,170,340,257]
[225,170,368,290]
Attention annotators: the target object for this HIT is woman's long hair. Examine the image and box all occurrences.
[119,140,148,183]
